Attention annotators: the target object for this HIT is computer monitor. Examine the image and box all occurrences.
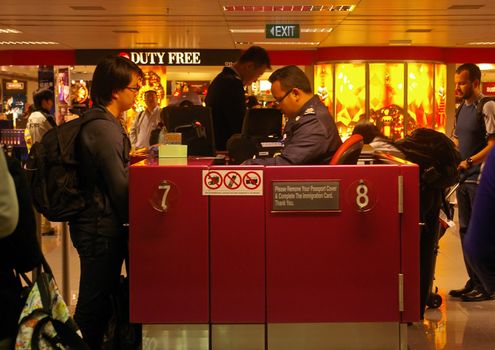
[241,108,283,139]
[162,105,216,156]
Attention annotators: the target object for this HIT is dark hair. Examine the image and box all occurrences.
[456,63,482,83]
[238,46,271,69]
[352,121,383,144]
[33,88,54,110]
[269,65,312,93]
[90,55,144,107]
[144,90,157,96]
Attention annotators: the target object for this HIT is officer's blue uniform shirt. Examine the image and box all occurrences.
[245,95,342,165]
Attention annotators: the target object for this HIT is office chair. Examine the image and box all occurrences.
[329,134,364,165]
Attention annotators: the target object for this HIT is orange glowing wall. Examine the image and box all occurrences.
[314,62,447,139]
[314,64,333,112]
[369,63,405,139]
[434,64,447,133]
[407,63,434,130]
[334,63,366,139]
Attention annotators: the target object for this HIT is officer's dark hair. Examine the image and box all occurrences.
[144,89,157,96]
[456,63,482,83]
[269,65,312,94]
[91,55,144,107]
[238,46,271,69]
[33,88,54,110]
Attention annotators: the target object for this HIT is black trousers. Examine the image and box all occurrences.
[70,231,126,349]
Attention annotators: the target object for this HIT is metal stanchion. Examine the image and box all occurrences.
[61,222,71,303]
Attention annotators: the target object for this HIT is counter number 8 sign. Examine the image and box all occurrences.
[355,180,369,210]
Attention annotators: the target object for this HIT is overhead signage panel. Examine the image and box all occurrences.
[266,24,300,39]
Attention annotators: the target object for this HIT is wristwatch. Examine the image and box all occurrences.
[466,157,473,167]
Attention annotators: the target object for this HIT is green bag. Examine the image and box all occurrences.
[15,257,88,350]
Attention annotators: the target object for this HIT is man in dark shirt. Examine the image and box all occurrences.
[69,55,144,348]
[205,46,270,151]
[449,63,495,302]
[244,65,342,165]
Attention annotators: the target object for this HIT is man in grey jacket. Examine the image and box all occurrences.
[69,55,143,349]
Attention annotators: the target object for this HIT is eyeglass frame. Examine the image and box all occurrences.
[126,86,141,93]
[273,88,293,106]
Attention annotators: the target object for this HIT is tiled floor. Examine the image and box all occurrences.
[408,224,495,350]
[42,219,495,349]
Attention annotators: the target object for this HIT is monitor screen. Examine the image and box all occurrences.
[162,105,216,156]
[241,108,283,138]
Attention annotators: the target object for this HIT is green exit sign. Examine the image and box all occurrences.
[266,24,300,39]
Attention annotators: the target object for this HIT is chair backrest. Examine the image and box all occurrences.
[162,105,216,156]
[329,134,364,165]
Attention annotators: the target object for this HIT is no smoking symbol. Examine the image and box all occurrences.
[224,171,241,190]
[243,172,261,189]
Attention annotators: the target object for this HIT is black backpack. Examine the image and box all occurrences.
[25,111,106,222]
[395,128,461,189]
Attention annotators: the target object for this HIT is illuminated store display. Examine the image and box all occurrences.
[315,62,447,139]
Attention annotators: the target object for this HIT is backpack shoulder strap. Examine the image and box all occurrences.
[454,101,465,125]
[40,111,57,128]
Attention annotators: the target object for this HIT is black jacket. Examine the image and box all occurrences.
[245,96,342,165]
[205,67,246,151]
[0,155,42,340]
[69,107,130,237]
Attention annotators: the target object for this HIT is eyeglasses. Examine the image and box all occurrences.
[273,89,292,106]
[126,86,141,93]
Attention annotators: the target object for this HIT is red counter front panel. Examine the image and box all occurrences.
[210,166,266,323]
[129,163,209,323]
[265,165,415,323]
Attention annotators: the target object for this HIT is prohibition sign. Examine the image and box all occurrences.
[204,171,222,190]
[224,171,241,190]
[243,171,261,190]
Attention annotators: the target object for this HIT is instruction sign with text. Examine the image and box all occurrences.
[272,181,340,211]
[202,170,263,196]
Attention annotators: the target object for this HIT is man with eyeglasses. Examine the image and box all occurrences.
[130,89,161,148]
[68,55,144,348]
[206,46,271,151]
[244,65,341,165]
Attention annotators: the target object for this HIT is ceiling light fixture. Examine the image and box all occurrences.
[406,29,432,33]
[224,5,354,12]
[113,30,139,34]
[70,6,106,10]
[0,29,22,34]
[0,41,58,45]
[389,39,412,46]
[467,41,495,46]
[252,41,320,45]
[448,4,484,10]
